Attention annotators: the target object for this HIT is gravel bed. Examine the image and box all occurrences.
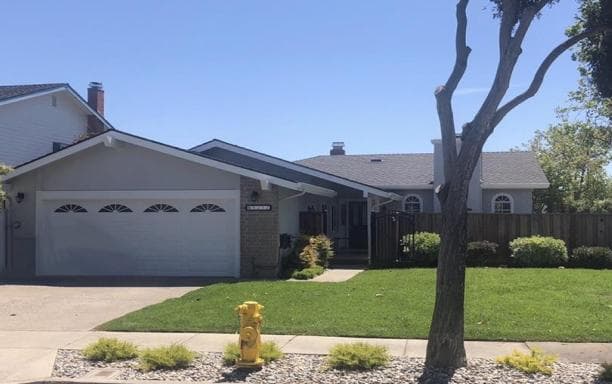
[53,349,606,383]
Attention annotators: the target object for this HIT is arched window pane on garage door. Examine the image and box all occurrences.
[144,203,179,213]
[190,204,226,213]
[54,204,87,213]
[99,204,133,213]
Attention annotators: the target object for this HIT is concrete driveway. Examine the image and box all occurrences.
[0,284,198,331]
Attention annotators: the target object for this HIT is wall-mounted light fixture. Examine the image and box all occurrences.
[250,191,260,202]
[16,192,25,204]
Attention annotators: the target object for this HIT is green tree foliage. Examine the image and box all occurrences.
[528,116,611,213]
[0,164,11,202]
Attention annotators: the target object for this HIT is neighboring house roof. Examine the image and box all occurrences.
[296,153,434,189]
[0,82,114,130]
[297,151,549,189]
[192,139,401,199]
[481,151,549,188]
[0,83,67,102]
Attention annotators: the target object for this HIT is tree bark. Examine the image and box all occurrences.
[425,174,470,368]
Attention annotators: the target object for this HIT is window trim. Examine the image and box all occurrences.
[403,194,423,214]
[491,193,514,214]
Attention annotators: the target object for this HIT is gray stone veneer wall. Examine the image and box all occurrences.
[240,176,280,278]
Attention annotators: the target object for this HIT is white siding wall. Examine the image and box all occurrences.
[0,92,88,166]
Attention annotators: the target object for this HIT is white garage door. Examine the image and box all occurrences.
[36,191,240,277]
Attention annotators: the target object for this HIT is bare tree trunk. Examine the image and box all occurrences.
[425,181,469,368]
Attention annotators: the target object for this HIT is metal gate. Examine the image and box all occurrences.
[371,211,416,267]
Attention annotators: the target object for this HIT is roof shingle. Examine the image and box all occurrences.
[0,83,67,102]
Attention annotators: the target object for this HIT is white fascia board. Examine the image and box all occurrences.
[191,139,396,199]
[0,87,66,107]
[64,87,113,129]
[2,131,337,198]
[379,184,434,190]
[481,183,550,189]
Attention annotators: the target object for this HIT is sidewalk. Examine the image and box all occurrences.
[2,330,611,383]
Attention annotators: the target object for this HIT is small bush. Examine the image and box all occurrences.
[600,363,612,382]
[299,234,335,267]
[327,342,390,370]
[496,348,557,375]
[222,342,284,366]
[402,232,440,266]
[291,265,325,280]
[82,338,138,362]
[569,246,612,269]
[139,344,196,371]
[467,241,499,266]
[509,236,568,267]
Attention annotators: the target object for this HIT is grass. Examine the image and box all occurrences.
[82,338,139,362]
[100,269,612,342]
[327,342,390,370]
[223,341,284,365]
[138,344,197,371]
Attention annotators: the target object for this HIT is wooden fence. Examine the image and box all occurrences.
[413,213,612,253]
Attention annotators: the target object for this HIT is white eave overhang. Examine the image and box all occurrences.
[1,131,338,198]
[481,182,550,189]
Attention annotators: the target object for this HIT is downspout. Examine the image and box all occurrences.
[2,198,10,275]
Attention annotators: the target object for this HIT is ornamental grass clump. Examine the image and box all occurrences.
[82,337,138,362]
[138,344,196,371]
[327,342,390,371]
[496,348,557,375]
[222,341,283,366]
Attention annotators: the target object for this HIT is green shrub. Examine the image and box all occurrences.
[402,232,440,266]
[496,348,557,375]
[139,344,197,371]
[222,342,284,366]
[82,338,138,362]
[327,342,390,370]
[291,265,325,280]
[569,246,612,269]
[467,241,499,267]
[600,363,612,381]
[509,236,568,267]
[299,234,335,267]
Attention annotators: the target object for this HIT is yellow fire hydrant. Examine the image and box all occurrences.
[235,301,264,368]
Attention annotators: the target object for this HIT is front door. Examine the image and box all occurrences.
[348,201,367,249]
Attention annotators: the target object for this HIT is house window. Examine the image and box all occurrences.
[55,204,87,213]
[144,203,179,213]
[191,203,226,213]
[403,195,422,213]
[99,204,133,213]
[492,194,513,213]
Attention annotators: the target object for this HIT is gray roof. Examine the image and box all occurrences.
[296,151,548,189]
[0,83,67,102]
[296,153,434,188]
[481,151,548,185]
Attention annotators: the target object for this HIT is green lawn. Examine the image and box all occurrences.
[101,269,612,342]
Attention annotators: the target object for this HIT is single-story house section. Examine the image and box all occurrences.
[1,130,548,279]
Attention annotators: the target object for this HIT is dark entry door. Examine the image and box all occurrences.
[348,201,368,249]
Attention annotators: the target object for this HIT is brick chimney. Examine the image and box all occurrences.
[86,82,105,135]
[330,141,345,156]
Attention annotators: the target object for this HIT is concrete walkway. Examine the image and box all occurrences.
[2,330,611,383]
[311,268,363,282]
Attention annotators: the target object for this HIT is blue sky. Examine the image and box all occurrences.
[1,1,584,160]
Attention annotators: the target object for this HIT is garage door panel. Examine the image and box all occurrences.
[37,195,239,277]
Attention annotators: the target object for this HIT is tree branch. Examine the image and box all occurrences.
[435,0,471,200]
[492,26,612,128]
